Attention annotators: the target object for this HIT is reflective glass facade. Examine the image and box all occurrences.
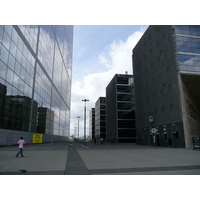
[0,25,73,136]
[174,25,200,74]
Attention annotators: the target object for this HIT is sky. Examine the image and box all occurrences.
[70,25,148,138]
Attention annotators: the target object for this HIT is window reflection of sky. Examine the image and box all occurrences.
[174,25,200,74]
[0,25,73,136]
[174,25,200,36]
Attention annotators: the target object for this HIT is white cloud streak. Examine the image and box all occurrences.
[70,30,145,137]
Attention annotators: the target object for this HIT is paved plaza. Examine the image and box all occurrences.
[0,141,200,175]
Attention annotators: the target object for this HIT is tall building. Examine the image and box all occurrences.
[37,107,54,135]
[132,25,200,148]
[106,74,136,143]
[0,25,73,138]
[95,97,106,140]
[89,108,95,139]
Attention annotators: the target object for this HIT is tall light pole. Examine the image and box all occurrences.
[77,116,81,141]
[82,99,89,143]
[74,123,77,139]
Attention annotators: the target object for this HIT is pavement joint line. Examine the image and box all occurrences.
[1,165,200,175]
[89,165,200,174]
[0,171,64,175]
[64,145,91,175]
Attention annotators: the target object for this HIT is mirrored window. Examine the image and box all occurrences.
[0,60,7,79]
[0,45,9,64]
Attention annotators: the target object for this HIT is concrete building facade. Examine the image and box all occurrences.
[106,74,136,143]
[132,25,200,148]
[89,108,95,139]
[95,97,106,140]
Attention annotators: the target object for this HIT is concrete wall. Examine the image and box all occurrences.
[0,129,69,146]
[178,74,200,148]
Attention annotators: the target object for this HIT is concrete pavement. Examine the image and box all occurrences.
[0,142,69,175]
[0,141,200,175]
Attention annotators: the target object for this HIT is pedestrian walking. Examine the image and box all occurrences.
[16,137,25,158]
[100,138,103,145]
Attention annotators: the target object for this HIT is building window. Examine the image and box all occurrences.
[156,41,159,47]
[149,35,151,40]
[163,33,166,40]
[160,50,164,61]
[163,83,167,94]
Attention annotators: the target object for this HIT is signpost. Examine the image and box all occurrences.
[192,137,200,150]
[32,134,43,143]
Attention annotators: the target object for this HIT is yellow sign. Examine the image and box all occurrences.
[32,134,43,143]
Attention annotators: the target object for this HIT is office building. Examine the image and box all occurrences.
[89,108,95,139]
[0,25,73,140]
[132,25,200,148]
[106,74,136,143]
[37,107,54,135]
[95,97,106,140]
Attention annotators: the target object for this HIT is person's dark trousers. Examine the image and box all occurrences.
[16,148,24,157]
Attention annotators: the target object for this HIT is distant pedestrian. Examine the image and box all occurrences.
[16,137,25,158]
[100,138,103,145]
[94,138,96,144]
[111,138,114,145]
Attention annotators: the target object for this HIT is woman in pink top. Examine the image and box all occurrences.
[16,137,25,157]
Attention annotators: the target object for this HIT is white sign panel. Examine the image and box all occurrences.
[149,116,153,122]
[152,128,157,133]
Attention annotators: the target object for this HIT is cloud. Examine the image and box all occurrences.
[70,30,145,137]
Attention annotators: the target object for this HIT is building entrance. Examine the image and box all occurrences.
[156,135,160,146]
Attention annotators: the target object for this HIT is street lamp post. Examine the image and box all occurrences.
[77,116,81,141]
[82,99,89,143]
[74,123,77,139]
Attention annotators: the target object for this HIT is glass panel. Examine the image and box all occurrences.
[0,60,7,79]
[2,32,11,50]
[20,66,25,80]
[17,35,24,52]
[0,26,3,43]
[11,86,18,96]
[14,61,20,76]
[11,27,19,44]
[4,25,12,36]
[8,54,15,71]
[9,40,17,57]
[16,49,22,63]
[6,67,14,84]
[0,45,9,64]
[18,77,25,93]
[13,73,20,87]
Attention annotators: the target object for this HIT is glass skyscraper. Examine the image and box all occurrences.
[0,25,73,137]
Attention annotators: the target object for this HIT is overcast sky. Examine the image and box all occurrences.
[71,25,148,137]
